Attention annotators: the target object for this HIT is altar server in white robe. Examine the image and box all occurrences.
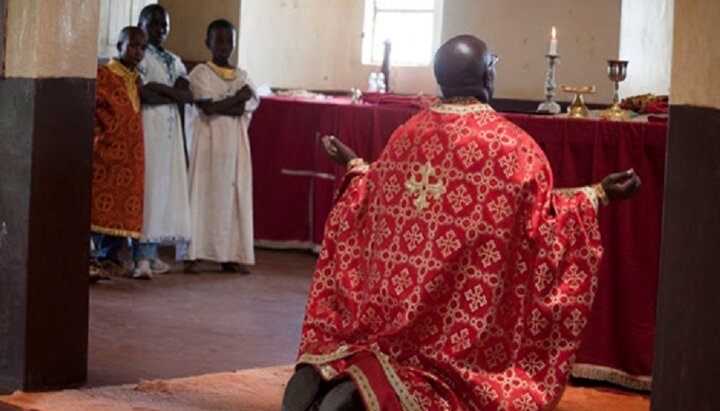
[184,19,260,274]
[134,4,193,279]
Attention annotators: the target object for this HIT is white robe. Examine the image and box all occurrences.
[186,64,259,264]
[136,45,192,249]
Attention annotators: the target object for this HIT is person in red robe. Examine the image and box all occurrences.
[281,35,641,411]
[90,27,147,280]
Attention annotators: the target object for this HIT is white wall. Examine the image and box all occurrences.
[239,0,624,103]
[442,0,622,103]
[137,0,671,104]
[238,0,437,95]
[97,0,155,60]
[619,0,674,98]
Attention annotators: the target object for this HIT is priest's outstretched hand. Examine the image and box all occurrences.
[322,135,358,167]
[601,169,642,201]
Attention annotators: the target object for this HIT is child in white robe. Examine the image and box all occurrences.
[134,5,194,279]
[185,19,259,274]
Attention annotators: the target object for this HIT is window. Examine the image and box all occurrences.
[97,0,156,60]
[362,0,443,67]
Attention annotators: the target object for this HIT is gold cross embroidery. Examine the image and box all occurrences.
[405,162,446,212]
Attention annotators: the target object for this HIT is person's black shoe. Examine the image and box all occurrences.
[221,262,250,274]
[318,379,364,411]
[184,260,200,274]
[281,365,323,411]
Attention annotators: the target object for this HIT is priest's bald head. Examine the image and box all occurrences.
[434,35,497,103]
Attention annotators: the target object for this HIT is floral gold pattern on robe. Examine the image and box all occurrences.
[91,60,145,238]
[298,99,603,410]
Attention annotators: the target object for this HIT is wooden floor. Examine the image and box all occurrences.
[87,248,648,409]
[88,248,316,387]
[2,366,650,411]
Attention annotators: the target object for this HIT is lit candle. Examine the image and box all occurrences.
[548,26,558,56]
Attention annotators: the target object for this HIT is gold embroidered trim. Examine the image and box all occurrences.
[580,186,600,214]
[347,157,367,171]
[207,61,237,81]
[350,164,370,174]
[571,363,652,391]
[346,365,381,411]
[405,162,446,212]
[299,347,422,410]
[374,351,422,411]
[298,345,359,365]
[429,97,494,115]
[91,225,141,239]
[592,183,610,206]
[306,363,339,380]
[552,186,600,214]
[107,58,141,113]
[298,346,354,381]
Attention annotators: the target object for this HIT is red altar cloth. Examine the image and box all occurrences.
[248,96,666,390]
[250,96,418,248]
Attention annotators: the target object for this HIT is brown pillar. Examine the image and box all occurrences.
[652,1,720,410]
[0,0,99,392]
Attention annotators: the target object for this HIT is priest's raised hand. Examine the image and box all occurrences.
[602,168,642,201]
[321,135,358,167]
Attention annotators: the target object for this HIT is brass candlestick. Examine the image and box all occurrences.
[350,88,362,104]
[537,54,561,114]
[561,85,596,118]
[602,59,629,120]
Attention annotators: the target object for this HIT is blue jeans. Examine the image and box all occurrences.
[90,233,124,262]
[132,241,158,262]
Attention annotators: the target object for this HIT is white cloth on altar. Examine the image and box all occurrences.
[186,63,259,264]
[136,45,192,248]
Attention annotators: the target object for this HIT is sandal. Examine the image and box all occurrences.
[100,260,131,278]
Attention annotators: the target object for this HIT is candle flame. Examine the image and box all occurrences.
[551,26,557,39]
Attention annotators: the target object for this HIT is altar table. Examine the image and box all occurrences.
[249,95,666,390]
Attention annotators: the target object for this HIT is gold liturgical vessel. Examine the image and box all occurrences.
[560,85,596,118]
[602,59,630,120]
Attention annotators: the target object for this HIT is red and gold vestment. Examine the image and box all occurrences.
[299,99,604,410]
[91,59,145,238]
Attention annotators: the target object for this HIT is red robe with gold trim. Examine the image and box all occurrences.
[298,100,603,410]
[91,61,145,238]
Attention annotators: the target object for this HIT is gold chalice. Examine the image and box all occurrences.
[602,59,629,120]
[560,85,596,118]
